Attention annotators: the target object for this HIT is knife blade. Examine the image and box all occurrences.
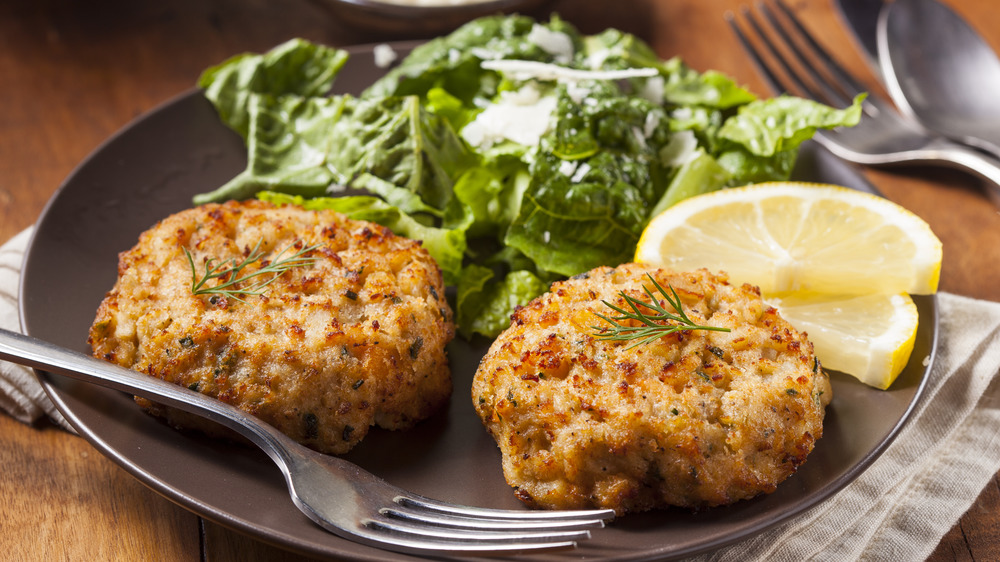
[833,0,883,75]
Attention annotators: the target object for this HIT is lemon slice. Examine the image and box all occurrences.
[635,182,942,296]
[635,181,942,389]
[767,292,919,390]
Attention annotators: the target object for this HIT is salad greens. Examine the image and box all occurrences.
[194,14,862,339]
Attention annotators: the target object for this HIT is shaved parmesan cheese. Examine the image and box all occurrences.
[481,59,658,83]
[660,130,699,166]
[644,112,661,138]
[527,24,575,64]
[571,162,591,183]
[373,44,398,68]
[461,84,558,149]
[639,75,664,103]
[565,82,592,104]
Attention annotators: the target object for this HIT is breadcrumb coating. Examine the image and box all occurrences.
[89,200,454,455]
[472,263,831,514]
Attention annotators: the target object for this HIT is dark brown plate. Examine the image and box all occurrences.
[19,42,935,561]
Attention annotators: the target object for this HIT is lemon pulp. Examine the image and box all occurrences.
[635,181,941,389]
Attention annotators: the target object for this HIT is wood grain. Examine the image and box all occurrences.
[1,0,998,559]
[0,415,199,559]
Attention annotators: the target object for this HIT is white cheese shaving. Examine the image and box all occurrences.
[481,59,658,83]
[643,112,661,139]
[659,130,699,167]
[585,48,611,70]
[672,107,693,120]
[565,82,593,104]
[571,162,591,183]
[559,160,579,177]
[373,44,398,68]
[527,24,574,64]
[639,75,665,103]
[631,126,648,151]
[461,83,558,149]
[469,47,499,61]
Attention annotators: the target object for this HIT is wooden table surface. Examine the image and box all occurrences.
[2,0,999,559]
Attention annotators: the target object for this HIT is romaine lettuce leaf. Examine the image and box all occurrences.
[659,57,758,110]
[195,92,479,212]
[718,94,864,157]
[456,266,548,339]
[364,14,583,103]
[650,149,731,215]
[194,17,864,340]
[257,192,466,284]
[504,153,649,277]
[199,38,348,139]
[193,93,348,205]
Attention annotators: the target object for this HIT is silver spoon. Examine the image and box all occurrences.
[878,0,1000,159]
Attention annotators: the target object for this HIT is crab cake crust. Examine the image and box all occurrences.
[89,200,454,455]
[472,263,831,515]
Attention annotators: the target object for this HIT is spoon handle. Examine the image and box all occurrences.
[932,143,1000,208]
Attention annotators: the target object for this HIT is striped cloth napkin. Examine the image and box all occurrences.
[2,227,999,560]
[0,227,70,429]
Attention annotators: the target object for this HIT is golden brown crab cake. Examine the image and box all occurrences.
[472,263,831,515]
[88,199,454,455]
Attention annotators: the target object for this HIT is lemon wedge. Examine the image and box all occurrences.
[767,292,919,389]
[635,182,942,296]
[635,181,942,389]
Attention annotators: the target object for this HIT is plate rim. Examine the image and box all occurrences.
[18,40,938,561]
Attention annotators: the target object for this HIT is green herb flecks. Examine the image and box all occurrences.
[591,274,730,348]
[185,239,318,302]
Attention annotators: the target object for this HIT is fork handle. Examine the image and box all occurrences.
[0,327,301,468]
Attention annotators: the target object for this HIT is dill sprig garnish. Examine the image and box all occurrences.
[184,239,319,302]
[591,274,730,348]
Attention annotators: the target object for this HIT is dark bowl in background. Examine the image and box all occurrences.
[311,0,554,37]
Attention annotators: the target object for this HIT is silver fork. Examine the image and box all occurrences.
[0,327,614,556]
[726,0,1000,206]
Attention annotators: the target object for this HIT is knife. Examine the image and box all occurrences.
[833,0,883,76]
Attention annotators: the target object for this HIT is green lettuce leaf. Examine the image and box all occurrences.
[504,153,649,277]
[194,93,478,211]
[364,14,583,103]
[193,18,865,341]
[257,192,465,284]
[650,149,731,215]
[199,38,348,139]
[456,266,548,339]
[718,94,865,157]
[193,93,348,205]
[659,57,758,109]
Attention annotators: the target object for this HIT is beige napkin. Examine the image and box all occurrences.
[0,227,71,430]
[2,228,999,559]
[692,291,1000,561]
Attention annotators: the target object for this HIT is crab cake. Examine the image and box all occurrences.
[472,263,831,515]
[89,199,454,455]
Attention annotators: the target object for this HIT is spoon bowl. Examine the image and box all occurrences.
[878,0,1000,157]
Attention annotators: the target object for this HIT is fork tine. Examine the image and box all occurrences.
[351,521,584,554]
[360,494,614,553]
[383,504,608,532]
[352,516,594,554]
[368,518,592,543]
[726,9,788,94]
[395,495,615,523]
[765,0,868,100]
[727,6,842,108]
